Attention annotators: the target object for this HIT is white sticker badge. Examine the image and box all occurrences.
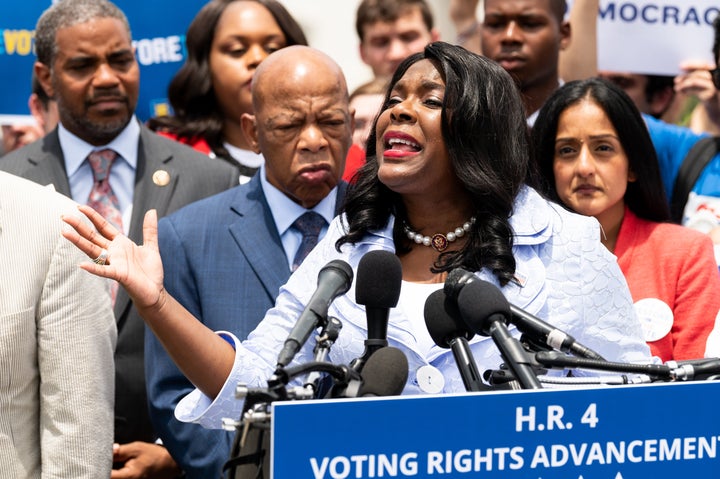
[415,365,445,394]
[634,298,674,342]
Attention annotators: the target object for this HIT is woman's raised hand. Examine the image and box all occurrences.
[62,205,165,310]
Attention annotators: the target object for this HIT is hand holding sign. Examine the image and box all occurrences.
[598,0,718,76]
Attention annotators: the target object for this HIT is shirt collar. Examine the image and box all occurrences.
[223,142,264,168]
[526,79,564,127]
[59,116,140,176]
[258,164,337,233]
[509,185,552,244]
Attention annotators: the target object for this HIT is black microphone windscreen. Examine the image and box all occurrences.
[355,250,402,308]
[423,289,472,348]
[444,267,476,301]
[457,280,511,336]
[358,346,409,396]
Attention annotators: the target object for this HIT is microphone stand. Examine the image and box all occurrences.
[303,317,343,398]
[224,319,349,479]
[535,352,720,383]
[533,350,674,381]
[487,320,543,389]
[482,344,660,388]
[448,335,487,392]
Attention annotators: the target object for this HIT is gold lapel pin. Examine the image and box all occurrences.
[152,169,171,186]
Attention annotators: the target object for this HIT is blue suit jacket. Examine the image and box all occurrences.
[145,174,346,478]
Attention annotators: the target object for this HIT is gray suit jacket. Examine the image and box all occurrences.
[0,124,240,443]
[0,171,116,478]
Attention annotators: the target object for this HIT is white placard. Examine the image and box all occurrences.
[597,0,718,75]
[0,115,35,126]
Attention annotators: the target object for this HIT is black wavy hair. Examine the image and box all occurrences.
[531,77,671,222]
[337,41,529,286]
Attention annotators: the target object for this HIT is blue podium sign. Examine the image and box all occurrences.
[272,381,720,478]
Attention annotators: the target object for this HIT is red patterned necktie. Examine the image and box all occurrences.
[87,149,122,304]
[87,148,123,232]
[291,211,326,272]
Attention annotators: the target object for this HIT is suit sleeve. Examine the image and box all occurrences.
[145,215,233,479]
[39,218,116,478]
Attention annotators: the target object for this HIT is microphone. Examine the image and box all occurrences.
[508,304,605,360]
[424,289,487,392]
[665,358,720,381]
[534,350,673,381]
[445,267,604,360]
[276,260,354,368]
[263,357,364,401]
[457,280,543,389]
[357,346,409,397]
[275,361,362,388]
[351,250,403,372]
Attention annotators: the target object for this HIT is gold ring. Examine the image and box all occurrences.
[93,248,108,265]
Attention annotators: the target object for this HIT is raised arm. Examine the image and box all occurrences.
[61,205,235,399]
[559,0,599,81]
[450,0,482,55]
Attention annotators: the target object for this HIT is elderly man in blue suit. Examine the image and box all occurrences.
[145,45,353,479]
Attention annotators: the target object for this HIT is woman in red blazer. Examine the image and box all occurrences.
[532,77,720,362]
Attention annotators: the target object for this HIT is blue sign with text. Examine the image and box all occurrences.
[272,381,720,478]
[0,0,207,121]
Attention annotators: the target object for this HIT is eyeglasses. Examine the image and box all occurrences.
[712,67,720,90]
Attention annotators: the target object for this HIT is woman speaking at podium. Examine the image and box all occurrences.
[62,42,653,429]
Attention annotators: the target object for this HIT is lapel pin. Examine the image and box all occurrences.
[511,271,527,287]
[152,169,171,186]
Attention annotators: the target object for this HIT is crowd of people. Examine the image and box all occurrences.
[1,1,720,478]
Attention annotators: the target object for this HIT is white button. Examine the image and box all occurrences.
[634,298,674,342]
[416,365,444,393]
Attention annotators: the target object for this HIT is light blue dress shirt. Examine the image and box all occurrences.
[259,164,337,270]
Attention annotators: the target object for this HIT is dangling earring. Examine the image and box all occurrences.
[598,223,608,242]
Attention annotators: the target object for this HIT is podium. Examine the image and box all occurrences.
[269,380,720,478]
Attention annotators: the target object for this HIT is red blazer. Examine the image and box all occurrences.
[615,207,720,361]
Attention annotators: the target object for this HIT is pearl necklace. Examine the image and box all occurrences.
[403,217,476,252]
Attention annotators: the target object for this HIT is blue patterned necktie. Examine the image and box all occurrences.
[291,211,326,271]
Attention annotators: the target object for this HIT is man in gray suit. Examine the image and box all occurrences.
[0,171,116,479]
[0,1,238,477]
